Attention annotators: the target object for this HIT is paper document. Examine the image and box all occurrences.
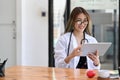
[81,42,112,56]
[109,70,119,78]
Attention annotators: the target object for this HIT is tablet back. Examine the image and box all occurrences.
[81,42,112,56]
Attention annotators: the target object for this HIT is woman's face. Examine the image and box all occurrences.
[74,13,88,33]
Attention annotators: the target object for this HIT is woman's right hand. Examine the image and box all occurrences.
[70,45,82,57]
[64,45,82,64]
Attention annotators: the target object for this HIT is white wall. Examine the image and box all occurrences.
[16,0,22,65]
[17,0,48,66]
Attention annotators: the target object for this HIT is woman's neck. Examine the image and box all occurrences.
[73,31,84,45]
[73,31,83,39]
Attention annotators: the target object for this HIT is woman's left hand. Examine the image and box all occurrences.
[87,50,100,66]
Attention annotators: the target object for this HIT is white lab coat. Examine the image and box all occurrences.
[54,32,100,69]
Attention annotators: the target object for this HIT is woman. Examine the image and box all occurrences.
[54,7,100,69]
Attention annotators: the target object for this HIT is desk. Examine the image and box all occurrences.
[0,66,99,80]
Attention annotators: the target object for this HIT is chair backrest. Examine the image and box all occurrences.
[0,58,8,77]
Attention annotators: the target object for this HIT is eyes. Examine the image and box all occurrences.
[75,19,88,25]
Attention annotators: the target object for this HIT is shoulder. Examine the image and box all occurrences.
[85,33,98,43]
[55,32,71,46]
[59,32,71,41]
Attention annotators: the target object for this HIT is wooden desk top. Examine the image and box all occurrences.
[0,66,99,80]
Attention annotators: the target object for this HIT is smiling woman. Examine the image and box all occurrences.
[54,7,100,69]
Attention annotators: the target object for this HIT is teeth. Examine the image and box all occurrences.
[79,26,83,28]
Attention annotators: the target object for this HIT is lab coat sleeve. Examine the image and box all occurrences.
[54,36,69,68]
[89,61,101,69]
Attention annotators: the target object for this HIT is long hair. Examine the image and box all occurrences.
[64,7,92,35]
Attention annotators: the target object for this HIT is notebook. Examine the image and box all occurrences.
[81,42,112,56]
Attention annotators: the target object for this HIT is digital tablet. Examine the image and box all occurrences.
[81,42,112,56]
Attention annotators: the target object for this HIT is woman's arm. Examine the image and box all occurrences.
[88,50,100,66]
[64,46,82,64]
[54,35,82,68]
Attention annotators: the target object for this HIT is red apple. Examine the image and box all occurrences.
[86,70,96,78]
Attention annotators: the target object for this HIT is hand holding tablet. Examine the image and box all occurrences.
[81,42,112,56]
